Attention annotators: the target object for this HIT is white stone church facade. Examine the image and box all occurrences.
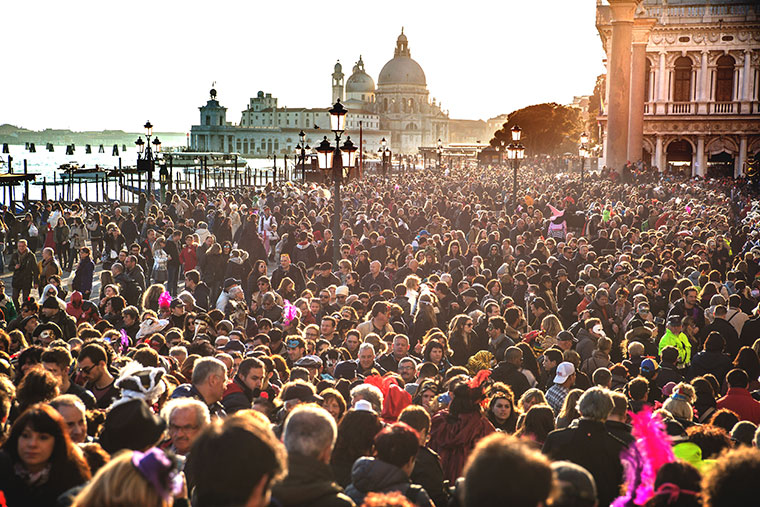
[190,30,450,157]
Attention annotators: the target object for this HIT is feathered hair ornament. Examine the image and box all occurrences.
[158,291,172,309]
[612,406,674,507]
[283,300,298,326]
[119,329,130,354]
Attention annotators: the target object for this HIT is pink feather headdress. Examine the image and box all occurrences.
[158,291,172,309]
[612,406,674,507]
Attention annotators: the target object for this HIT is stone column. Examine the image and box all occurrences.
[737,136,748,178]
[695,136,705,177]
[698,50,709,113]
[742,50,752,113]
[628,17,657,162]
[606,0,641,172]
[654,135,664,172]
[656,51,667,114]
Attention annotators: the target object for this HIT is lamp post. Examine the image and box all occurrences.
[295,129,310,183]
[379,137,392,178]
[315,100,356,265]
[506,125,525,206]
[436,138,442,171]
[578,132,589,190]
[135,121,161,197]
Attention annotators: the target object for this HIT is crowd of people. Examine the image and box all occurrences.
[1,161,760,507]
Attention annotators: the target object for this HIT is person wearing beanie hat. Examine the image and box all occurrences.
[40,296,77,340]
[98,398,167,455]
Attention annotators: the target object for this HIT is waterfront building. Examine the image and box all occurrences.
[190,29,454,157]
[596,0,760,177]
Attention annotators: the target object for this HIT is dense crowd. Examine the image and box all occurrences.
[1,161,760,507]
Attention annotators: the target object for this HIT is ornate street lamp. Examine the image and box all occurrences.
[436,138,442,171]
[295,129,310,183]
[135,120,160,197]
[579,132,589,190]
[317,100,356,264]
[379,137,392,178]
[507,125,525,205]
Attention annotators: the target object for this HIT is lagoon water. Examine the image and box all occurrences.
[1,144,294,203]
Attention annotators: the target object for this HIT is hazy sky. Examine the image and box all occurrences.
[2,0,605,134]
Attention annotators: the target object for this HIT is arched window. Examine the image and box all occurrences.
[715,55,735,102]
[673,56,692,102]
[383,98,388,112]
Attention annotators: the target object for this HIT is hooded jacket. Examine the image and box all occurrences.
[66,291,85,321]
[272,452,354,507]
[345,457,431,507]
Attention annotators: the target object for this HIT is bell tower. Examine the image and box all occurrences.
[332,60,344,103]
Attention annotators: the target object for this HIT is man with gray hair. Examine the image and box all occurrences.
[542,386,625,507]
[161,397,210,455]
[272,405,354,506]
[170,357,227,418]
[350,383,384,414]
[50,394,88,444]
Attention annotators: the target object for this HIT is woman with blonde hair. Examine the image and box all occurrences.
[73,448,184,507]
[539,314,564,349]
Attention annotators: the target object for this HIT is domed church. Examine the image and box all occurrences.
[333,28,450,153]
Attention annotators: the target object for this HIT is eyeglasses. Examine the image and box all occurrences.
[169,423,200,433]
[77,364,95,375]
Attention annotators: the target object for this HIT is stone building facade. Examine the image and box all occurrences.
[596,0,759,177]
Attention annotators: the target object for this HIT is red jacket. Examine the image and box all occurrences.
[428,410,495,483]
[180,245,197,271]
[717,387,760,424]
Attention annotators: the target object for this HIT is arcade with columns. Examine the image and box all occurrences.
[596,0,760,177]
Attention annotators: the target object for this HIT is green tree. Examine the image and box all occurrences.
[490,103,583,156]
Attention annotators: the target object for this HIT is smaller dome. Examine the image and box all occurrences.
[334,60,342,73]
[346,56,375,94]
[346,72,375,93]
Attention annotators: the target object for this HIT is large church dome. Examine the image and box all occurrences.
[346,56,375,93]
[378,29,426,87]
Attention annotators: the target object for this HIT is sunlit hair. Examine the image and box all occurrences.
[72,451,169,507]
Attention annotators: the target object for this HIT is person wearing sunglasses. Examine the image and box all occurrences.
[76,342,119,409]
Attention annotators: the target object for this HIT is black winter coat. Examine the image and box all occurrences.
[543,419,627,507]
[272,453,355,507]
[490,361,530,399]
[410,447,448,507]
